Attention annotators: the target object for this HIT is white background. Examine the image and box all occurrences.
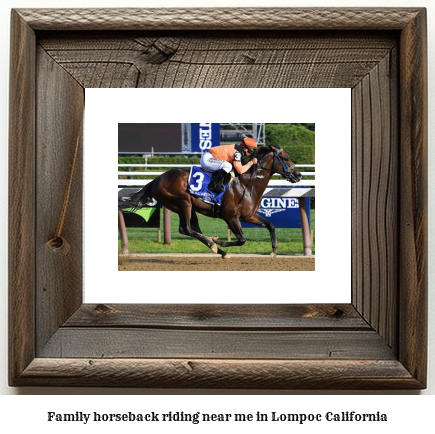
[85,88,351,304]
[0,0,434,423]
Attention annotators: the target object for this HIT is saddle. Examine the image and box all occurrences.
[187,166,234,209]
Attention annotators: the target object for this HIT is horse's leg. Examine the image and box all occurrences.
[212,218,247,248]
[243,213,278,258]
[177,206,221,255]
[151,170,228,257]
[213,214,278,258]
[190,210,229,259]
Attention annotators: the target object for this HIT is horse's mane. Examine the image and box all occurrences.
[235,146,273,179]
[248,145,277,166]
[255,145,274,157]
[254,145,279,158]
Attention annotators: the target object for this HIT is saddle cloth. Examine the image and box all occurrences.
[187,166,229,205]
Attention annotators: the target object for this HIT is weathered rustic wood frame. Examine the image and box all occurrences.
[9,8,427,389]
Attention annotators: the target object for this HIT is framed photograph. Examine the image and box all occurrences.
[9,8,427,388]
[88,88,347,303]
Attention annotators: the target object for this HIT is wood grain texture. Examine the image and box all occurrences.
[38,33,396,88]
[8,10,36,386]
[17,358,420,389]
[398,8,428,386]
[38,329,395,360]
[8,8,427,389]
[16,8,422,31]
[351,51,398,351]
[35,48,84,353]
[65,304,368,329]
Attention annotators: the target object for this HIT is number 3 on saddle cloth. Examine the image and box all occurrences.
[188,166,229,206]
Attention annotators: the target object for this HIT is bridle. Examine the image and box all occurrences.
[238,146,298,202]
[256,146,296,178]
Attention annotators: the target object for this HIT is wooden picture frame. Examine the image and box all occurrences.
[9,8,427,389]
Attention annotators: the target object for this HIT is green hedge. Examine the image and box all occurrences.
[265,124,315,165]
[281,145,315,166]
[118,156,200,179]
[118,156,200,167]
[265,123,315,147]
[118,148,313,170]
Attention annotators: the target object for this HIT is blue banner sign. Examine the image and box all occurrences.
[242,196,310,229]
[191,123,220,152]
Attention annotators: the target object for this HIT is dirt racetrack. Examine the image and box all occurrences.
[118,253,315,271]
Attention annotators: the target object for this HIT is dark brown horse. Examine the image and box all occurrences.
[119,146,302,258]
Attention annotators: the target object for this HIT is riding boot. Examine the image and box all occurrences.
[209,169,230,193]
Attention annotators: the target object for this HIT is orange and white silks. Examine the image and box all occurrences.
[208,145,254,174]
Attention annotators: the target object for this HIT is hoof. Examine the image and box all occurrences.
[221,253,231,259]
[212,236,219,242]
[270,252,276,259]
[210,243,218,254]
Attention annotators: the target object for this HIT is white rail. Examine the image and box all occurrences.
[118,171,315,176]
[118,163,315,168]
[118,164,315,186]
[118,179,315,187]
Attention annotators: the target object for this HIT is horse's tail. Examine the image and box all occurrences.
[118,180,156,211]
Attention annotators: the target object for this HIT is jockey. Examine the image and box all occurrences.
[200,136,258,193]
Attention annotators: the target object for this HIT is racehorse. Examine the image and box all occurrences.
[119,146,302,258]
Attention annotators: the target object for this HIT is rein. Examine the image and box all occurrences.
[237,168,256,204]
[257,147,295,176]
[237,146,294,204]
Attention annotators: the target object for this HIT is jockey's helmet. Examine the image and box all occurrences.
[241,137,257,149]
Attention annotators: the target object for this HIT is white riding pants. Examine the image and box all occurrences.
[200,152,232,173]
